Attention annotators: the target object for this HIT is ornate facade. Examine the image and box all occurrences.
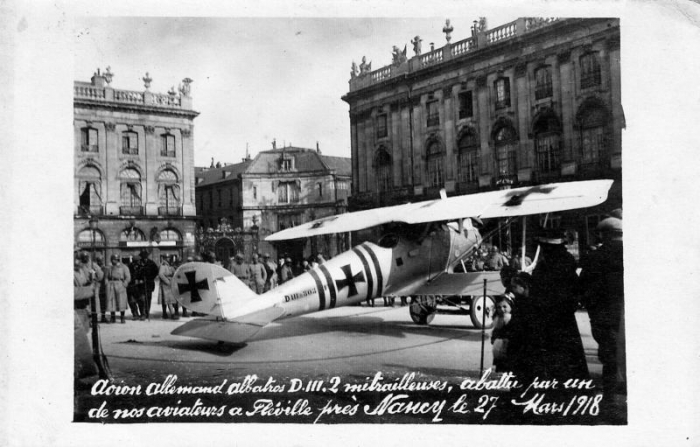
[343,17,623,253]
[74,68,199,262]
[195,145,352,263]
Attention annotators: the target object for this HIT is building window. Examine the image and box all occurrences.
[279,156,294,171]
[217,189,222,207]
[119,168,142,214]
[253,186,257,200]
[535,67,553,100]
[374,148,392,193]
[317,183,323,198]
[377,114,388,138]
[533,111,562,174]
[230,188,234,206]
[426,141,444,187]
[494,126,518,182]
[579,106,608,164]
[208,191,213,209]
[76,229,105,248]
[580,52,601,89]
[278,182,299,203]
[494,77,511,109]
[458,91,473,119]
[161,134,176,157]
[157,169,180,215]
[426,100,440,127]
[81,127,98,152]
[159,228,182,242]
[279,213,302,231]
[457,131,479,183]
[77,165,102,215]
[120,228,146,242]
[121,131,138,155]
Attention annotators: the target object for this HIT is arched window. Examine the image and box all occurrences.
[157,169,180,215]
[579,105,608,164]
[494,125,518,182]
[80,127,98,152]
[77,165,102,215]
[120,228,146,242]
[120,168,143,215]
[426,141,444,187]
[122,131,139,155]
[457,130,479,183]
[160,228,182,242]
[533,111,562,174]
[76,229,105,248]
[374,148,392,192]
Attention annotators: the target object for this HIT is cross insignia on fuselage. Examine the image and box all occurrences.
[177,270,209,303]
[335,264,365,297]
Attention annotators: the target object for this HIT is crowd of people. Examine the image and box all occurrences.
[488,212,624,416]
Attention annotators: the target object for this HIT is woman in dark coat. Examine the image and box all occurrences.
[528,229,589,380]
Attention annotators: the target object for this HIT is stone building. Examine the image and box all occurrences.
[343,17,623,253]
[195,144,351,263]
[74,68,199,263]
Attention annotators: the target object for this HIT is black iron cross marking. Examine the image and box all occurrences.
[335,264,365,297]
[177,271,209,303]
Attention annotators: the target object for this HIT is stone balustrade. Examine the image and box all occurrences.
[349,17,562,92]
[75,84,186,109]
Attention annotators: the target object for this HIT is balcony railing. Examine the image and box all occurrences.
[120,205,144,216]
[81,144,98,152]
[580,72,601,89]
[158,206,182,216]
[427,115,440,127]
[74,84,187,109]
[535,84,553,100]
[77,205,103,216]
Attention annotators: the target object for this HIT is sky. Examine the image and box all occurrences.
[73,15,524,167]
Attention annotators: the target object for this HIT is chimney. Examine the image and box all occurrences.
[316,141,321,153]
[210,157,215,168]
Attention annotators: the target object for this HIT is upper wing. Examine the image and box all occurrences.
[265,179,613,241]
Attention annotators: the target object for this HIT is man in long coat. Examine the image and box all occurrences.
[105,254,131,323]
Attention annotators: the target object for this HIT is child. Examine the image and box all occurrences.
[491,294,514,373]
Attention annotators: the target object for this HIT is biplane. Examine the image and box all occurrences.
[171,179,613,344]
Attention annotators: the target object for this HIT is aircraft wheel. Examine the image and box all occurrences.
[409,295,437,325]
[470,295,495,329]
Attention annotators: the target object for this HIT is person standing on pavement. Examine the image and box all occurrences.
[105,254,130,323]
[579,215,625,411]
[249,253,267,294]
[528,228,589,381]
[279,257,295,284]
[229,253,252,288]
[158,257,177,319]
[93,255,107,323]
[74,250,98,379]
[133,250,159,320]
[262,253,278,291]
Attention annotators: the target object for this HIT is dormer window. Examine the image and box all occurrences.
[280,156,295,171]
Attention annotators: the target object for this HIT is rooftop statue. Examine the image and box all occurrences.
[411,35,422,56]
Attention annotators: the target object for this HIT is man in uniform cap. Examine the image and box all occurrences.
[229,252,251,288]
[132,249,159,320]
[580,215,624,418]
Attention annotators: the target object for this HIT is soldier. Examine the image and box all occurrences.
[133,250,159,320]
[105,254,130,323]
[249,253,267,294]
[579,215,624,412]
[74,250,97,379]
[229,253,251,288]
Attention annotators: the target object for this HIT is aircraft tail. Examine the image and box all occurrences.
[171,262,258,319]
[170,262,285,343]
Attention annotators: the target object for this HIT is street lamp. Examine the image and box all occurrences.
[88,216,110,379]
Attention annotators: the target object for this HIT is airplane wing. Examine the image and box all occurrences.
[266,179,613,241]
